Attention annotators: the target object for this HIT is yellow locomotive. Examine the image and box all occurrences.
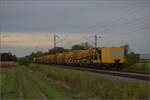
[35,47,125,68]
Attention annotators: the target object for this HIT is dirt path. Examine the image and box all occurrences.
[18,83,23,100]
[1,66,77,99]
[17,67,49,100]
[29,80,49,100]
[16,70,24,100]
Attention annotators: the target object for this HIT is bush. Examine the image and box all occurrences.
[18,58,31,66]
[123,62,150,72]
[125,52,139,66]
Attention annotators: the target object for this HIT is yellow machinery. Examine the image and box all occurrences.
[65,52,74,65]
[35,47,125,68]
[92,47,125,64]
[70,50,92,65]
[56,53,66,64]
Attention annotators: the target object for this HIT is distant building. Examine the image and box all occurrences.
[139,54,150,61]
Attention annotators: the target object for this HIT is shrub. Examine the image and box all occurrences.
[18,58,31,66]
[122,62,150,72]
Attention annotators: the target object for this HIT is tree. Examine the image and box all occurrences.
[18,57,31,66]
[48,47,69,54]
[72,42,92,50]
[81,42,92,49]
[121,44,139,66]
[31,51,43,57]
[72,44,85,50]
[12,55,17,61]
[124,44,130,56]
[126,52,139,65]
[0,52,17,61]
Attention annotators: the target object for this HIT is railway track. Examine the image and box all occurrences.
[48,64,150,81]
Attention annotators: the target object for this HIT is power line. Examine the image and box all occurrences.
[56,34,68,44]
[53,34,69,48]
[61,34,91,48]
[86,6,145,33]
[92,14,149,36]
[62,33,103,48]
[103,19,149,34]
[94,34,102,47]
[53,34,59,48]
[101,8,146,33]
[100,16,149,33]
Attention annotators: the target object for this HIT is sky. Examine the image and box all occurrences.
[0,0,150,57]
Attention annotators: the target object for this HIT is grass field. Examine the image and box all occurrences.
[0,65,78,99]
[29,64,149,99]
[0,63,149,99]
[0,70,19,99]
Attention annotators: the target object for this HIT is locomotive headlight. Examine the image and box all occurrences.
[114,59,120,63]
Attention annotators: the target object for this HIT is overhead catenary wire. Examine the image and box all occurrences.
[50,6,148,49]
[86,6,146,33]
[98,16,149,34]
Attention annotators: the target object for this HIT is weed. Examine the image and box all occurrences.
[0,69,19,99]
[29,64,150,99]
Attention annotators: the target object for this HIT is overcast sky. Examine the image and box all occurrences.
[0,0,150,57]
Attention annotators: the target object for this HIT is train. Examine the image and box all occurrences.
[34,47,125,69]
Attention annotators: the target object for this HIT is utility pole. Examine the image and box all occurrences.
[53,34,61,64]
[54,35,56,48]
[53,34,59,49]
[94,35,97,48]
[94,34,101,48]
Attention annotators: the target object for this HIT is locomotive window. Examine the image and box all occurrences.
[110,50,123,57]
[118,50,123,57]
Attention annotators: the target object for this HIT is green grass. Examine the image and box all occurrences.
[1,63,149,99]
[1,65,79,99]
[16,68,43,99]
[29,64,150,99]
[21,67,78,99]
[0,68,19,99]
[0,73,6,99]
[123,62,150,72]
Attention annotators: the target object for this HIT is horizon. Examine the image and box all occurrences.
[1,32,150,57]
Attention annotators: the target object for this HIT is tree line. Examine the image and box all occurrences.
[1,42,140,67]
[17,42,92,65]
[22,43,140,66]
[0,52,17,61]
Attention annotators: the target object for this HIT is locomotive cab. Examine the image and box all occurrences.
[92,47,125,68]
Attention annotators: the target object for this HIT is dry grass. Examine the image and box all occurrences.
[0,61,14,68]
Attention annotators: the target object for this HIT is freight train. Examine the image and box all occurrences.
[34,47,125,69]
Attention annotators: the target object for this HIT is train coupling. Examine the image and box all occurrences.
[114,59,120,63]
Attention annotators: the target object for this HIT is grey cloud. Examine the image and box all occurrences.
[0,0,150,56]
